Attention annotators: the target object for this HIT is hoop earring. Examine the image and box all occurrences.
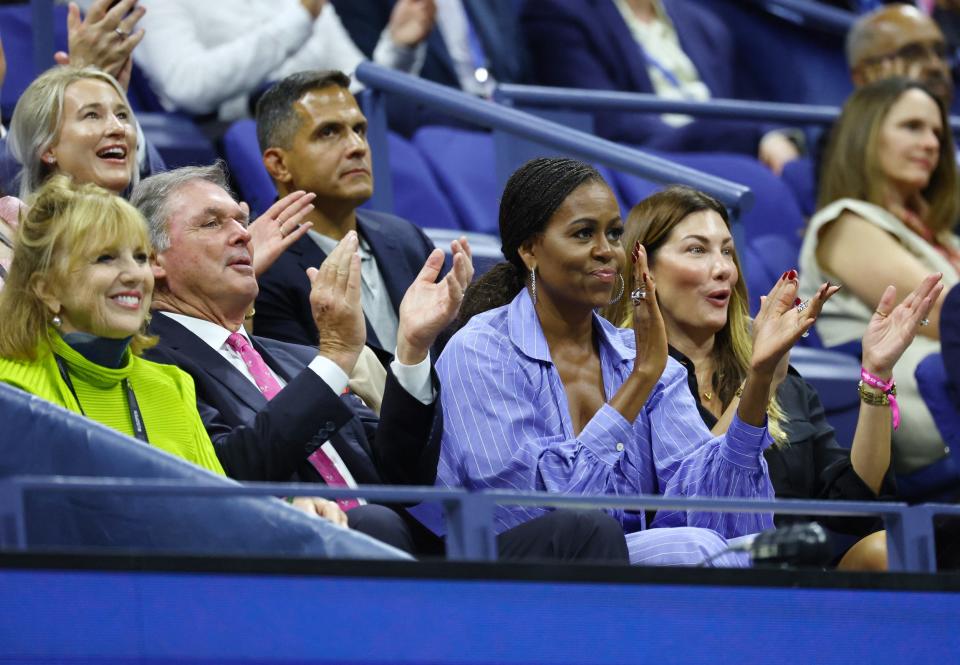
[529,267,537,305]
[608,273,624,304]
[51,313,62,328]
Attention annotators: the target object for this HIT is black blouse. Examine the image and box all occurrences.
[668,347,896,535]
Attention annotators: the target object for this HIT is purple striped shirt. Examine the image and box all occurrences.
[413,289,775,540]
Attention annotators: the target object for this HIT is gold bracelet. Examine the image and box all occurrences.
[858,380,891,406]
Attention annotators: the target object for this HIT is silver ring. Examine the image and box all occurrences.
[114,27,128,38]
[795,299,810,313]
[920,318,930,327]
[630,288,647,305]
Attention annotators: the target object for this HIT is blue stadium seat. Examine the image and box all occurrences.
[221,119,277,215]
[781,156,818,218]
[413,126,500,234]
[381,132,462,230]
[899,352,960,499]
[789,346,861,447]
[0,4,68,119]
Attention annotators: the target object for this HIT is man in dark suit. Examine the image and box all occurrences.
[134,163,630,563]
[253,70,438,361]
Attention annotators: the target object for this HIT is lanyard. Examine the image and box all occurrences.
[54,355,149,443]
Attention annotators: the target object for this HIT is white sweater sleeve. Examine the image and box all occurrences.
[134,0,315,115]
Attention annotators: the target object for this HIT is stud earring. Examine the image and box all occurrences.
[529,267,537,305]
[609,273,624,304]
[51,313,62,328]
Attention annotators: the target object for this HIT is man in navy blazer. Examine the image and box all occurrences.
[520,0,799,173]
[253,70,440,361]
[134,161,474,553]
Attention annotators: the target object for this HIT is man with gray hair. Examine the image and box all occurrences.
[134,161,471,553]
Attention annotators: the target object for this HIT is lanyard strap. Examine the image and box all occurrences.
[54,355,149,443]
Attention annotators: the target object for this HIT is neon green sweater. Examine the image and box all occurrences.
[0,333,225,475]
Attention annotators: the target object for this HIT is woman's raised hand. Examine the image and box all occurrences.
[861,273,943,378]
[630,242,668,382]
[750,270,840,376]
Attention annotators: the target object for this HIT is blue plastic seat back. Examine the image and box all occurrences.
[382,132,462,230]
[413,126,500,234]
[222,119,277,216]
[781,156,818,218]
[895,353,960,499]
[0,4,69,119]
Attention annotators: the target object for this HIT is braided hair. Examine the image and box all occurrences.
[454,157,602,330]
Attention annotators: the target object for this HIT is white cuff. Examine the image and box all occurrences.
[307,354,350,396]
[390,352,434,405]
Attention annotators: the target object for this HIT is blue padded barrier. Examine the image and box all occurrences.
[0,382,406,560]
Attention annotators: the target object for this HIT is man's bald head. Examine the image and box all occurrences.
[847,3,952,105]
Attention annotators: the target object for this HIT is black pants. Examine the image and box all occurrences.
[496,509,629,563]
[348,504,416,554]
[403,508,629,564]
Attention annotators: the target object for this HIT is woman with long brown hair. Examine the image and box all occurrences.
[800,77,959,474]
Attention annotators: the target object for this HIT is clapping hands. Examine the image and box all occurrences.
[396,237,473,365]
[750,270,840,376]
[861,273,944,378]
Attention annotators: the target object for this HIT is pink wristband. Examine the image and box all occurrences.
[860,368,900,430]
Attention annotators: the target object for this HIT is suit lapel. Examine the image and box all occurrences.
[426,21,458,84]
[151,313,268,410]
[290,233,328,275]
[594,0,655,92]
[356,212,408,313]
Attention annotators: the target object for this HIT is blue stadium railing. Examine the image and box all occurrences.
[1,378,955,573]
[738,0,856,33]
[494,85,960,133]
[354,63,754,217]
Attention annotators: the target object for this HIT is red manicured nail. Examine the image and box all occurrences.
[787,269,798,280]
[642,272,648,282]
[794,297,802,306]
[780,271,788,280]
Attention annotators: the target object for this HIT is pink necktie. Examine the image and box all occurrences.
[226,332,359,510]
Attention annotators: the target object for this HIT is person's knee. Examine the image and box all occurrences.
[837,531,888,572]
[554,510,629,563]
[348,504,415,554]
